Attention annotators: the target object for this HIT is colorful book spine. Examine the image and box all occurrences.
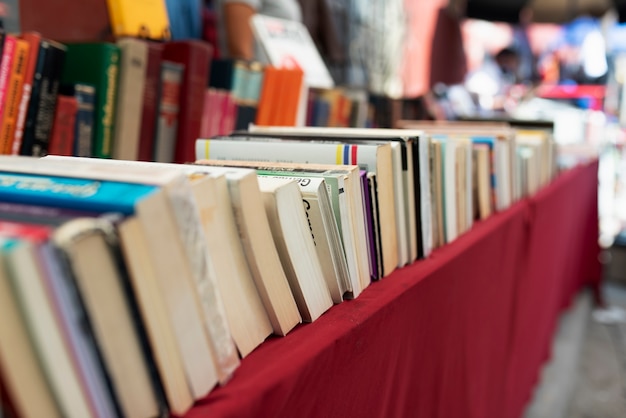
[21,40,67,156]
[0,38,29,154]
[153,61,183,163]
[137,41,163,161]
[48,95,78,156]
[0,36,17,138]
[0,172,158,214]
[12,32,41,155]
[71,84,96,157]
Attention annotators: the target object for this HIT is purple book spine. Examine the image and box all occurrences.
[360,170,379,281]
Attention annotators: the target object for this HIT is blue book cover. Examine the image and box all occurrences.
[0,171,158,214]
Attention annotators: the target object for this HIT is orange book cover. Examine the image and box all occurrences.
[280,68,304,126]
[0,39,30,154]
[255,66,278,126]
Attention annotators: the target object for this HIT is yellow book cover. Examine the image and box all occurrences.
[106,0,171,40]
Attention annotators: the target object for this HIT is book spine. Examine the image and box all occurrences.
[137,42,163,161]
[48,95,78,156]
[97,48,120,159]
[0,172,158,215]
[0,39,29,154]
[12,32,41,155]
[73,85,96,157]
[162,41,212,164]
[0,36,17,137]
[153,61,183,163]
[112,39,148,161]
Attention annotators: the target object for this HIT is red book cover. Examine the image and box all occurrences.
[48,95,78,156]
[162,40,212,163]
[137,41,163,162]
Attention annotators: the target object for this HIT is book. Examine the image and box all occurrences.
[0,36,17,145]
[12,32,42,155]
[59,83,96,157]
[257,176,333,321]
[106,0,172,41]
[153,61,183,163]
[0,233,94,418]
[20,39,66,156]
[61,43,121,158]
[137,41,163,161]
[48,94,78,156]
[52,216,167,418]
[112,37,148,161]
[191,163,302,335]
[0,159,222,398]
[250,14,334,89]
[162,40,213,163]
[0,240,61,418]
[0,38,28,155]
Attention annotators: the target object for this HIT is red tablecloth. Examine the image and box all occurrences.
[181,160,601,418]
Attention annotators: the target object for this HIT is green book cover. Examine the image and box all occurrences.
[61,43,120,158]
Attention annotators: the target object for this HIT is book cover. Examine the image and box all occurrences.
[21,40,67,157]
[61,43,121,158]
[12,31,41,155]
[162,40,212,163]
[0,38,28,154]
[153,60,183,163]
[112,38,148,161]
[47,95,78,156]
[0,35,17,137]
[257,176,333,322]
[0,239,61,418]
[137,41,163,161]
[106,0,171,41]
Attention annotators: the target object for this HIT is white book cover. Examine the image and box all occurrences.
[250,14,334,89]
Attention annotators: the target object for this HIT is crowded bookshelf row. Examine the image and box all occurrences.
[0,119,559,417]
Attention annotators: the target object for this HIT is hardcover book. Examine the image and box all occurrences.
[61,43,121,158]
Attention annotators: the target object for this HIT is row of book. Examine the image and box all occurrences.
[0,121,558,418]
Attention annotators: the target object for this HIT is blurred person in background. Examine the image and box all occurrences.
[465,47,521,111]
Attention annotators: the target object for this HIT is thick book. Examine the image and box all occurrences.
[153,61,183,163]
[137,41,164,162]
[112,38,148,161]
[0,37,28,154]
[52,216,168,418]
[256,176,333,321]
[106,0,171,40]
[20,39,66,156]
[47,94,78,156]
[162,40,212,163]
[61,43,121,158]
[0,238,61,418]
